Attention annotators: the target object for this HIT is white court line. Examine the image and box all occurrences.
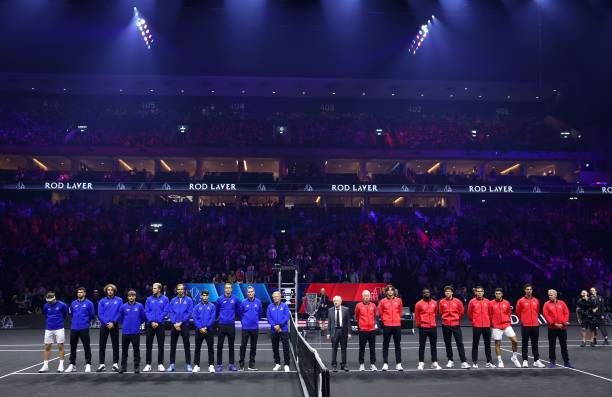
[501,348,612,383]
[11,370,297,375]
[0,350,75,381]
[337,367,549,373]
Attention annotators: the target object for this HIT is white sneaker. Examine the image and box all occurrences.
[112,363,119,372]
[472,363,479,368]
[533,360,545,368]
[511,356,521,368]
[522,360,528,368]
[284,365,290,372]
[497,360,505,368]
[57,362,64,373]
[359,364,365,371]
[84,364,91,373]
[142,364,151,372]
[446,360,454,368]
[381,363,389,371]
[158,364,165,372]
[486,362,496,368]
[370,364,378,371]
[417,362,424,370]
[38,364,49,373]
[209,365,216,373]
[273,364,281,371]
[64,364,76,373]
[396,363,403,371]
[431,362,442,370]
[461,362,470,369]
[192,365,200,373]
[96,364,105,372]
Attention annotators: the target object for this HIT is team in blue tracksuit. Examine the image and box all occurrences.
[192,291,217,368]
[144,284,169,366]
[168,285,194,367]
[97,285,123,368]
[239,287,263,369]
[215,283,241,369]
[267,293,291,367]
[68,288,96,366]
[118,292,146,373]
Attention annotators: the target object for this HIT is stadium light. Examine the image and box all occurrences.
[410,18,434,55]
[427,162,441,174]
[134,7,153,50]
[118,159,134,171]
[32,158,48,171]
[160,159,172,172]
[500,163,521,175]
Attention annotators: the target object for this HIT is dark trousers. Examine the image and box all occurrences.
[145,323,165,365]
[170,326,191,365]
[358,331,376,365]
[239,329,259,366]
[217,324,236,365]
[418,327,438,363]
[121,334,140,369]
[331,328,348,367]
[271,331,291,366]
[472,327,492,363]
[194,331,215,366]
[99,324,119,364]
[382,326,402,364]
[548,328,569,363]
[69,329,92,365]
[442,325,466,362]
[521,326,540,361]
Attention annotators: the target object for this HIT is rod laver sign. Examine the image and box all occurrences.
[3,181,611,195]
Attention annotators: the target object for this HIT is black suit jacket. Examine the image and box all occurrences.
[328,306,350,337]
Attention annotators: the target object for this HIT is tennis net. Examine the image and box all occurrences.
[290,317,330,397]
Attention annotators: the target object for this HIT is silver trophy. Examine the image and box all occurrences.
[305,293,319,330]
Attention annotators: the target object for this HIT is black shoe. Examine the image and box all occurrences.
[238,362,245,371]
[341,365,349,372]
[118,367,126,374]
[248,364,258,371]
[604,340,610,346]
[591,341,596,347]
[332,365,338,372]
[580,342,586,347]
[134,367,140,374]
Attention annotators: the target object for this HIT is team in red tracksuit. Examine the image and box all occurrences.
[489,298,512,332]
[516,288,542,363]
[378,291,403,366]
[355,298,378,366]
[468,295,493,365]
[438,292,467,364]
[543,296,571,365]
[415,296,438,364]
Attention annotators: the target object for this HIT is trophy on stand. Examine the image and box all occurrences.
[305,293,320,330]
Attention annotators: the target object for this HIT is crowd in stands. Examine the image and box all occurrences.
[0,94,582,151]
[0,197,609,315]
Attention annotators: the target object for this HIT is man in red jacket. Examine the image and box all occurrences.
[414,288,441,370]
[355,290,378,371]
[542,289,573,368]
[378,285,403,371]
[438,286,469,369]
[468,286,494,368]
[489,288,521,368]
[516,284,545,368]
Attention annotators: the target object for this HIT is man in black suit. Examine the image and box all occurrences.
[327,296,351,372]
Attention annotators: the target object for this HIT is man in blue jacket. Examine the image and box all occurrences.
[65,287,95,373]
[38,291,68,373]
[267,291,291,372]
[118,290,146,374]
[167,283,193,372]
[192,290,216,373]
[239,286,262,371]
[97,284,122,372]
[215,283,240,372]
[143,282,169,372]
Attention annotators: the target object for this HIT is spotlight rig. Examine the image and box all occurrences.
[134,7,153,50]
[410,16,434,55]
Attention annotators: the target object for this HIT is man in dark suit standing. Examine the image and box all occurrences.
[327,296,351,372]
